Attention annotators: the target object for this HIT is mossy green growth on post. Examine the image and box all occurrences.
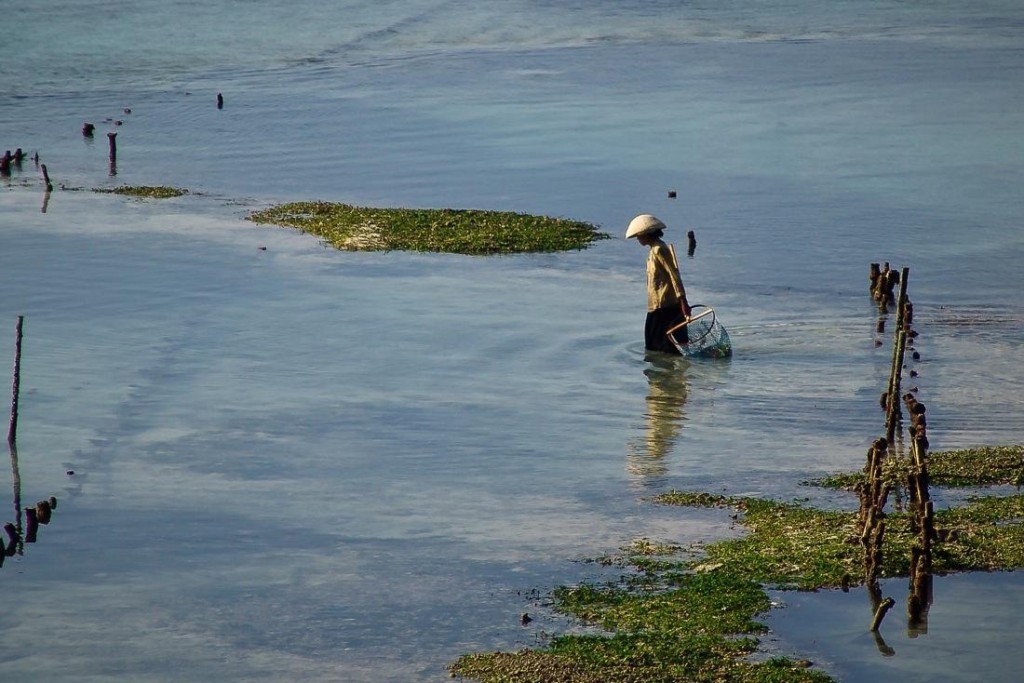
[247,201,609,255]
[95,185,189,198]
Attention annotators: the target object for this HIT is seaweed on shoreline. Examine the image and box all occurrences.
[450,445,1024,683]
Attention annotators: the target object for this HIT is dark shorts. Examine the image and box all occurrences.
[645,305,687,355]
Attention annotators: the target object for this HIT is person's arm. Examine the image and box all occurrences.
[677,283,692,320]
[659,245,691,319]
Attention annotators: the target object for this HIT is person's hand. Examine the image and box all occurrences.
[681,301,692,320]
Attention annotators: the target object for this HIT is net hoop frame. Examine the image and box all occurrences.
[666,304,716,347]
[666,304,732,357]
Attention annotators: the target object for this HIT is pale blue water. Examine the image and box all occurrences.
[2,2,1023,681]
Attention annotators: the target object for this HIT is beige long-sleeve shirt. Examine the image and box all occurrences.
[647,240,686,311]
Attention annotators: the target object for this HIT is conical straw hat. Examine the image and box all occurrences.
[625,214,666,239]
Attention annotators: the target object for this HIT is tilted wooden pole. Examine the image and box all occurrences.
[8,316,24,447]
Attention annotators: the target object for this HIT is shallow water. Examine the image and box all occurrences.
[766,573,1024,683]
[2,1,1024,681]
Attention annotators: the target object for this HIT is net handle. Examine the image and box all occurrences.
[666,306,715,336]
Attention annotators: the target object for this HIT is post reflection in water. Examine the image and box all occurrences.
[2,439,59,568]
[626,354,689,483]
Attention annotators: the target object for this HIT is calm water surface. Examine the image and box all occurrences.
[2,1,1023,680]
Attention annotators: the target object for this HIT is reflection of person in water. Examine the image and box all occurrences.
[626,357,688,480]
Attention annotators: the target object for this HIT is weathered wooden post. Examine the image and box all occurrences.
[107,132,118,176]
[884,268,911,445]
[871,263,888,303]
[8,316,23,447]
[35,498,53,524]
[24,506,38,543]
[41,164,53,192]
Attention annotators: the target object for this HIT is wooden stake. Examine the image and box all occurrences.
[35,499,52,524]
[8,316,23,446]
[24,506,38,543]
[41,164,53,192]
[884,270,911,444]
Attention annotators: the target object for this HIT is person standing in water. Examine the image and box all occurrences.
[626,214,692,355]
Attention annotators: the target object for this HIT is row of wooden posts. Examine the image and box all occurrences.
[4,316,60,569]
[3,91,225,200]
[863,264,934,637]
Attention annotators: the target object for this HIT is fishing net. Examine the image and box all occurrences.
[667,305,732,358]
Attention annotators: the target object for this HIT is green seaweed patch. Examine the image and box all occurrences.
[656,493,862,590]
[809,471,866,491]
[451,487,1024,682]
[247,201,609,255]
[656,491,1024,587]
[450,526,833,683]
[811,445,1024,490]
[929,445,1024,487]
[451,570,830,683]
[624,537,685,557]
[95,185,189,198]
